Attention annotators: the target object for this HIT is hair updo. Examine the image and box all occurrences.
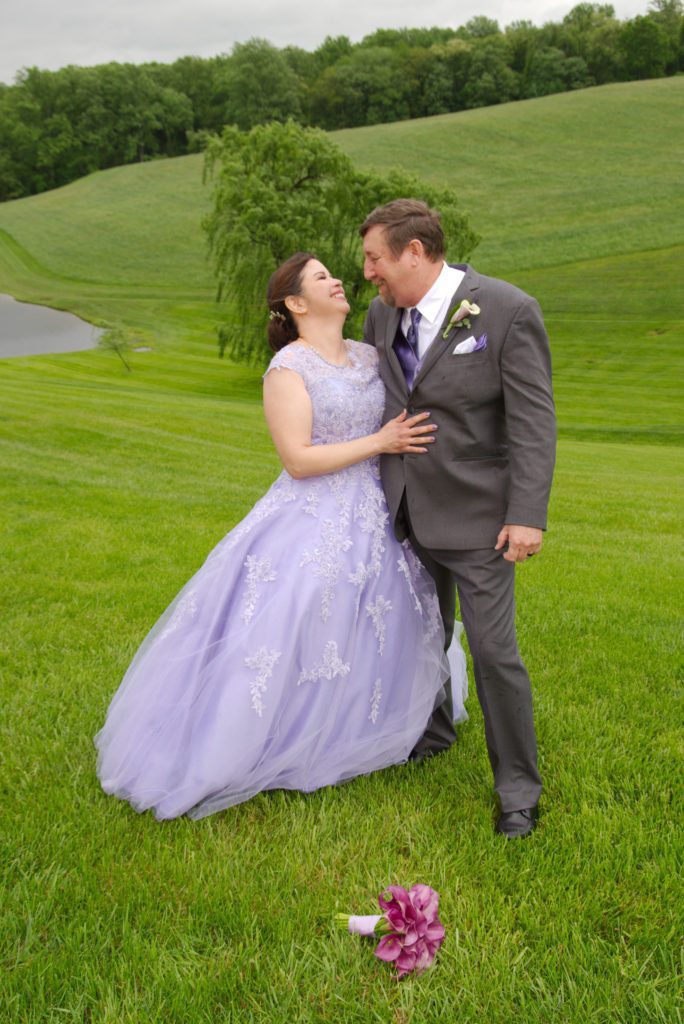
[266,251,315,352]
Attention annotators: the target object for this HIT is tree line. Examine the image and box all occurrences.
[1,1,682,201]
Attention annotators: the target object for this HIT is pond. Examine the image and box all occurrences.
[0,293,102,358]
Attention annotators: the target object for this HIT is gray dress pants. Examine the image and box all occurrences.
[406,511,542,813]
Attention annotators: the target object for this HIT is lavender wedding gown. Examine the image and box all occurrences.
[95,340,467,820]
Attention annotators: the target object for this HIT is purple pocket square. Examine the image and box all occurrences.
[453,333,487,355]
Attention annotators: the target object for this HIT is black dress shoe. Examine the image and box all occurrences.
[408,737,455,763]
[495,806,538,839]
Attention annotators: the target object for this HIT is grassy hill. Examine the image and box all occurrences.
[0,79,682,1022]
[336,78,684,275]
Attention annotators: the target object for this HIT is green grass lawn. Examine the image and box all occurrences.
[1,80,682,1022]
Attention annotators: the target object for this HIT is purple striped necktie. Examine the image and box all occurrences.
[394,308,422,390]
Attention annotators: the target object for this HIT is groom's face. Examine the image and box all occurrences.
[362,225,417,308]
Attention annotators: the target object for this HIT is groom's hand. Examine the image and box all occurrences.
[495,525,543,563]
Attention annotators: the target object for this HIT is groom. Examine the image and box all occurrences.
[360,199,556,838]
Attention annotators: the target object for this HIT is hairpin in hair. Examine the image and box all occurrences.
[268,310,286,323]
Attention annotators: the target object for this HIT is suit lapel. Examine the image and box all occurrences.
[381,306,407,398]
[412,265,481,389]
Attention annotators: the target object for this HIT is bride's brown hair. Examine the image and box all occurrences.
[266,252,315,352]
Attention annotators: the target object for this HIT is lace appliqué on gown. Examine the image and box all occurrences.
[368,678,383,724]
[241,555,277,625]
[159,588,198,640]
[301,509,354,622]
[245,647,282,717]
[297,641,351,686]
[365,596,392,655]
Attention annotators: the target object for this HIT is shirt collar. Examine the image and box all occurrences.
[414,263,464,325]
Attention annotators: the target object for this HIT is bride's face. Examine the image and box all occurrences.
[294,259,350,318]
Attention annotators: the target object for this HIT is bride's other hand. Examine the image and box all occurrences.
[375,410,437,455]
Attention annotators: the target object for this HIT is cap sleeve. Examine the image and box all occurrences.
[263,343,312,383]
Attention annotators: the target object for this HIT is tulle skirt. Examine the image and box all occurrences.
[95,466,467,819]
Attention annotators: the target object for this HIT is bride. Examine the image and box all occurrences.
[95,252,467,819]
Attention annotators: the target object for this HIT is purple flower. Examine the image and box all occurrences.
[374,884,445,977]
[337,883,445,979]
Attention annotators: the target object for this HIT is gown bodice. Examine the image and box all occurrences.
[266,340,385,446]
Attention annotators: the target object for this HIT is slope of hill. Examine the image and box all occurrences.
[0,155,211,289]
[335,78,684,275]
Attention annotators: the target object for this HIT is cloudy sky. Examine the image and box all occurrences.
[2,0,648,85]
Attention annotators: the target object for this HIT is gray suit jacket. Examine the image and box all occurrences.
[364,265,556,550]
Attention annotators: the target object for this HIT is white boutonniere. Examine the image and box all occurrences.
[442,300,481,339]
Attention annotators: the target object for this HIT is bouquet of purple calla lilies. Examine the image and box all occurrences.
[336,884,445,978]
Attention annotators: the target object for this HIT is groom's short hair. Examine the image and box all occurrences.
[359,199,445,262]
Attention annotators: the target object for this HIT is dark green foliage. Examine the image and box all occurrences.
[202,121,479,364]
[460,15,502,38]
[222,39,303,130]
[1,6,682,200]
[505,20,539,74]
[461,39,520,108]
[582,19,625,82]
[311,35,354,74]
[522,47,594,97]
[0,63,193,199]
[647,0,684,70]
[359,26,459,49]
[563,2,617,32]
[620,15,670,77]
[310,47,414,129]
[149,55,235,133]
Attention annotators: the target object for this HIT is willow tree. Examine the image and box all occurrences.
[202,120,479,364]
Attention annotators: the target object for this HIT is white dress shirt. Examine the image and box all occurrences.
[400,262,465,359]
